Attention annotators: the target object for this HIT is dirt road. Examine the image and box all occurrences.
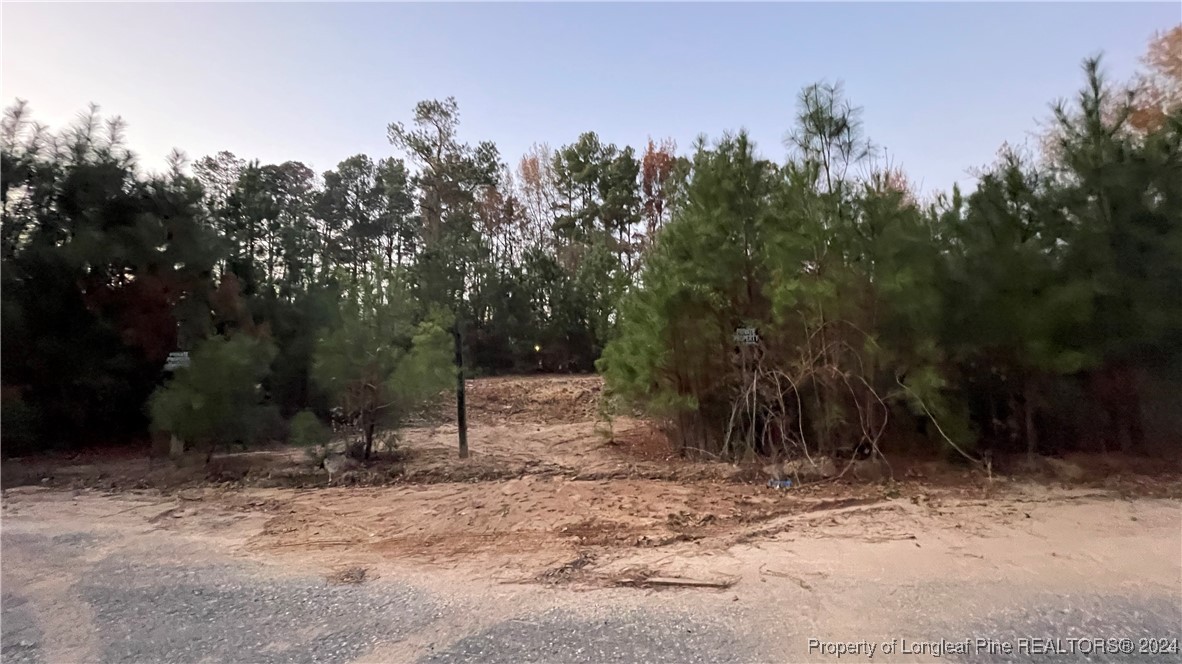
[3,376,1180,662]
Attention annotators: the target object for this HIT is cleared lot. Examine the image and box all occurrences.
[3,376,1180,662]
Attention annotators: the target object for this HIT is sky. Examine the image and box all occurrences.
[2,2,1179,196]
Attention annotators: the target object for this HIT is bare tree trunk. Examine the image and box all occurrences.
[364,420,375,460]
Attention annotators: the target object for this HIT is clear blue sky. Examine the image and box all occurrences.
[3,3,1178,196]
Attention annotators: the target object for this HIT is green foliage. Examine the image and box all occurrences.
[312,263,453,457]
[2,102,222,451]
[599,131,780,451]
[253,286,341,418]
[605,63,1182,460]
[289,410,331,448]
[936,59,1182,454]
[5,46,1179,465]
[148,334,279,452]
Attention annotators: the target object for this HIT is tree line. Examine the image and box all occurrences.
[2,28,1178,462]
[0,92,676,455]
[602,33,1182,463]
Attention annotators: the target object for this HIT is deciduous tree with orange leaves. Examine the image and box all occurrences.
[1130,25,1181,132]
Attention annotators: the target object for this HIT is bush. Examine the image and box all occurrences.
[148,334,278,458]
[289,410,330,448]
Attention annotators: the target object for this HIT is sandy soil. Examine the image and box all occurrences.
[5,482,1178,664]
[4,376,1180,663]
[4,374,1178,594]
[3,478,1179,617]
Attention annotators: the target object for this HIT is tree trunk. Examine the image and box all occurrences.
[364,420,375,460]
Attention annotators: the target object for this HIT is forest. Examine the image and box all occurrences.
[2,28,1179,466]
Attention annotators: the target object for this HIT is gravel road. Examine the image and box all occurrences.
[0,527,754,664]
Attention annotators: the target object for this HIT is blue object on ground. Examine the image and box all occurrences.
[766,479,793,489]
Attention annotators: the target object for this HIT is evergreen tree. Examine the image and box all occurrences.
[148,334,279,459]
[311,263,453,458]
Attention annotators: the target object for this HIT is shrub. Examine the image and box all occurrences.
[289,410,331,448]
[148,334,278,459]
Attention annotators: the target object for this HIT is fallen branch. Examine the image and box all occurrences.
[270,538,356,548]
[895,375,984,469]
[619,575,738,589]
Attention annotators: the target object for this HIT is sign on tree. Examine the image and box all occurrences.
[733,327,759,345]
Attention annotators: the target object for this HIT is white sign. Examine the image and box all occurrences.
[733,327,759,345]
[164,351,191,371]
